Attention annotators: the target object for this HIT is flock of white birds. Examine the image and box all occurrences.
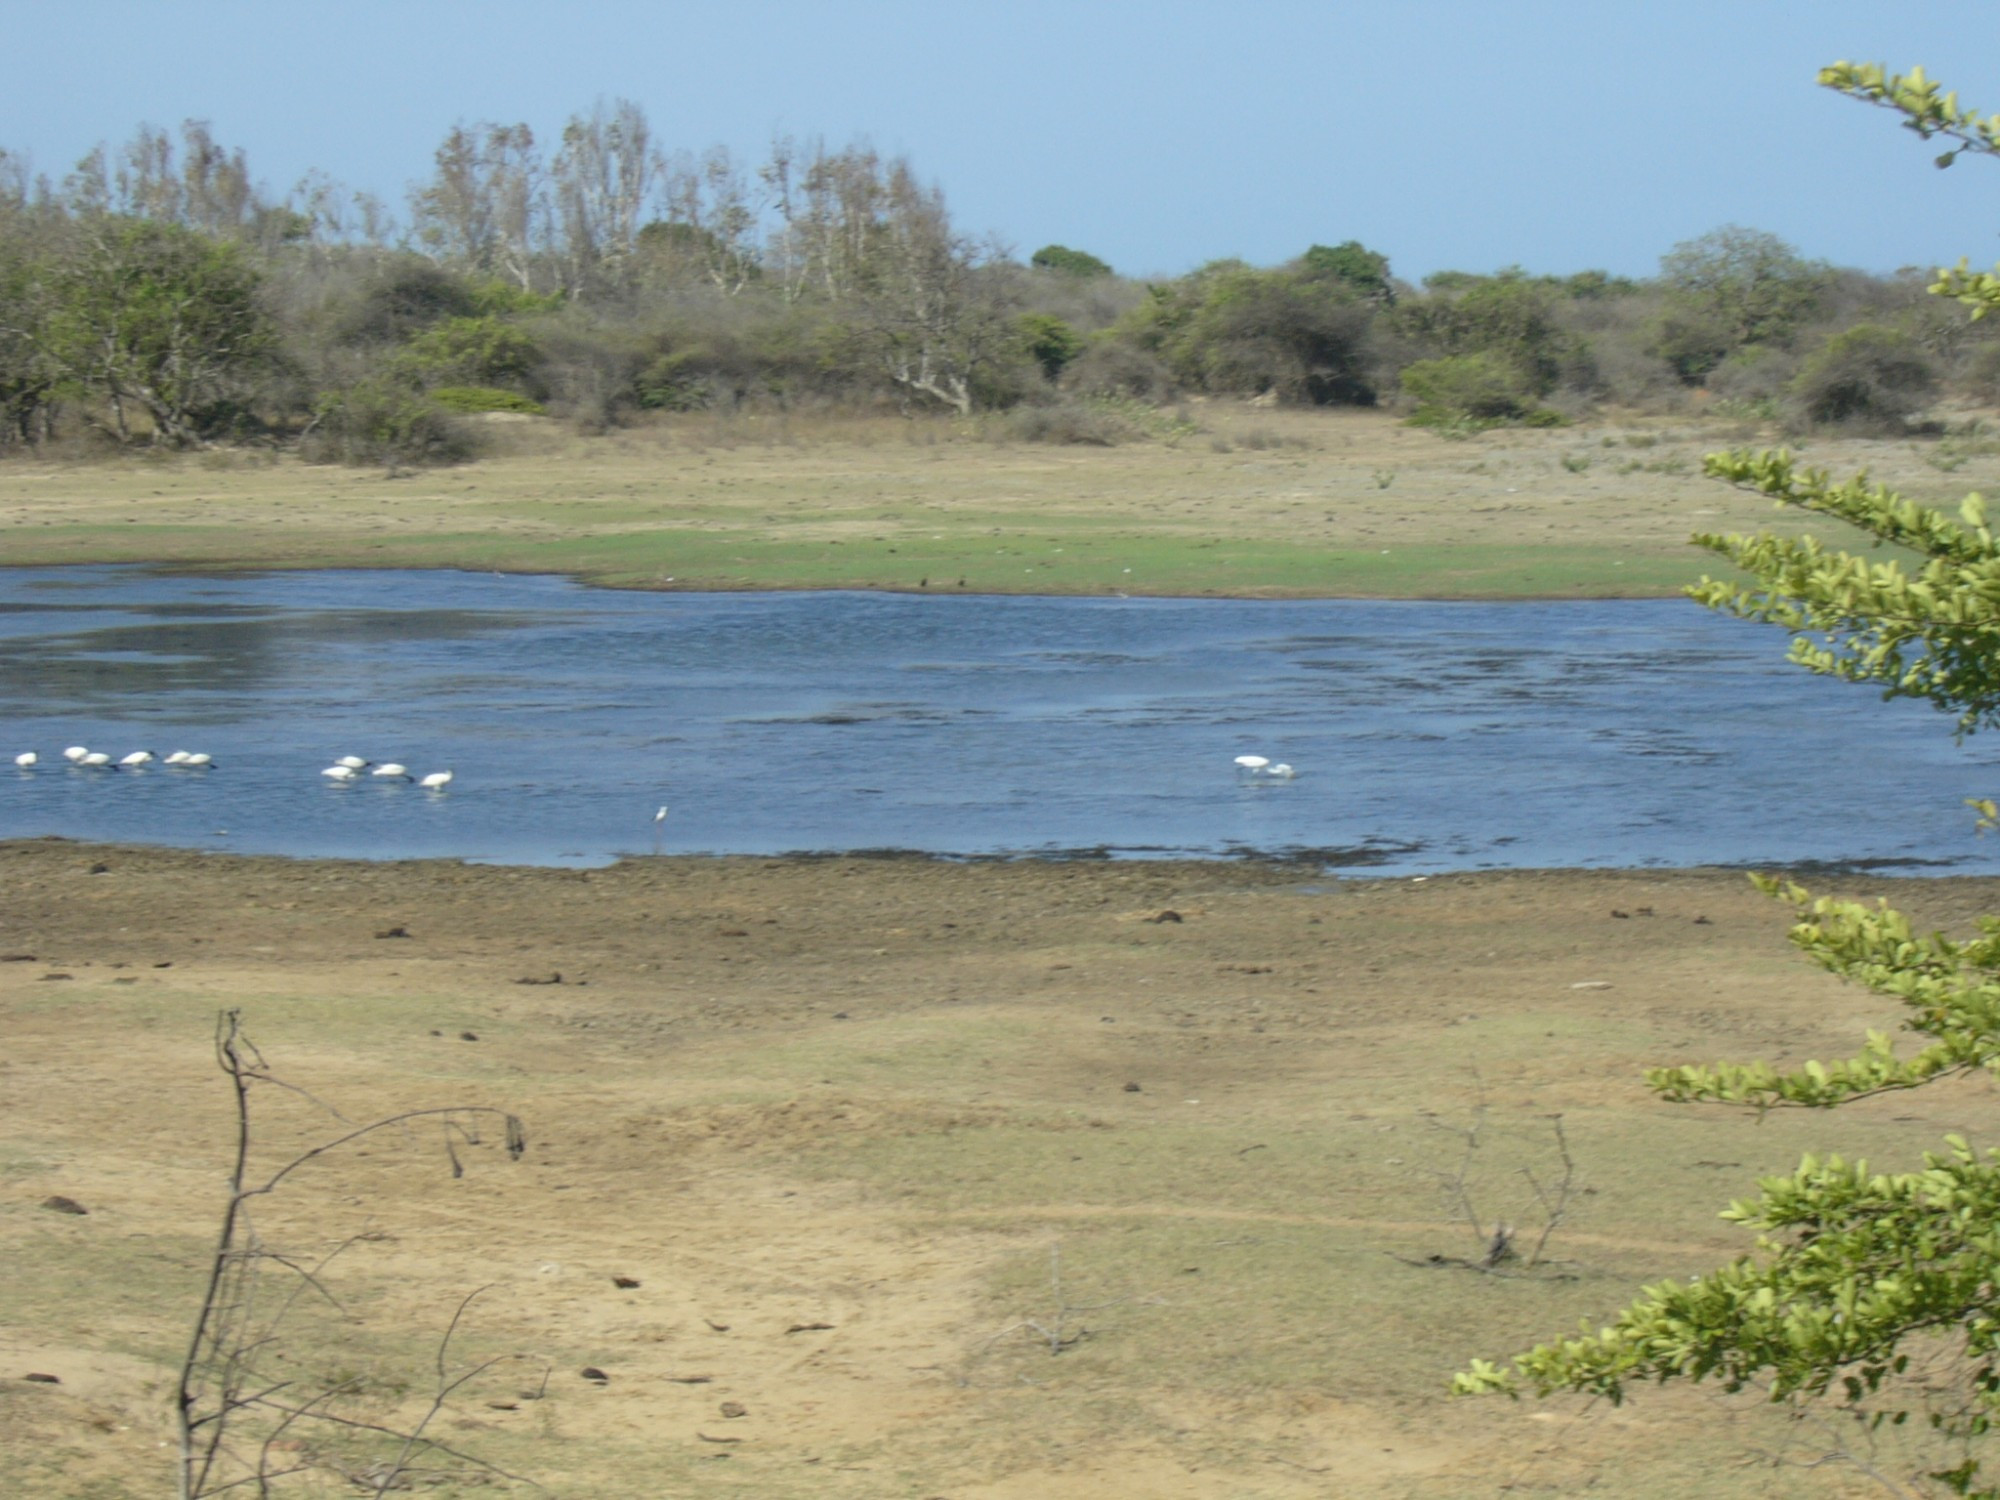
[11,746,452,789]
[318,755,453,789]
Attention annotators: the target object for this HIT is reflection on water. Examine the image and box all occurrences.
[0,565,1993,874]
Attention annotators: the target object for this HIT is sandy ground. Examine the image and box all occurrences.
[5,839,1996,1497]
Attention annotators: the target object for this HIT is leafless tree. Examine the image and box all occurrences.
[551,98,660,295]
[176,1009,539,1499]
[410,123,548,290]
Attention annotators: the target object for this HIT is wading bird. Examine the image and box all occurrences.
[419,769,453,790]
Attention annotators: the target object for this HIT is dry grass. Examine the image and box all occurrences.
[4,406,1988,598]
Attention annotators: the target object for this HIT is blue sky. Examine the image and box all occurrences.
[4,1,1998,283]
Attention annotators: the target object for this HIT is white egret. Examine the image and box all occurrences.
[80,751,112,768]
[1268,763,1297,779]
[163,751,190,764]
[418,769,453,790]
[14,752,36,768]
[181,752,214,768]
[371,763,410,780]
[1233,754,1270,775]
[321,764,360,782]
[62,746,89,763]
[333,755,369,771]
[119,750,155,768]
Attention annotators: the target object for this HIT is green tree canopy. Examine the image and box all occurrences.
[1029,243,1112,278]
[46,216,274,445]
[1650,225,1832,382]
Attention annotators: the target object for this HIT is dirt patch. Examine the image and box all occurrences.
[1,839,1980,1496]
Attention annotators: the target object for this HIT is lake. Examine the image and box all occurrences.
[0,566,1992,874]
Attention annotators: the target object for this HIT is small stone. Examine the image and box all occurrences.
[40,1195,87,1215]
[580,1366,610,1383]
[612,1275,640,1289]
[719,1400,748,1419]
[459,1031,479,1041]
[23,1372,59,1384]
[375,926,410,940]
[1123,1082,1142,1093]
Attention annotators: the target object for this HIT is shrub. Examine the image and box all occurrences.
[1061,337,1178,403]
[1399,353,1546,426]
[427,385,546,415]
[1787,323,1938,429]
[1704,344,1796,418]
[301,380,477,466]
[1017,313,1083,382]
[391,315,543,392]
[334,259,482,346]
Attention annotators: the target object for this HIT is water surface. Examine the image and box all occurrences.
[0,566,1991,874]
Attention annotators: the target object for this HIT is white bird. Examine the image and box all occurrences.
[653,805,669,824]
[14,751,36,768]
[321,764,361,782]
[1268,763,1297,779]
[180,752,213,768]
[119,750,155,768]
[370,763,410,780]
[333,755,369,771]
[1233,754,1270,774]
[418,769,453,790]
[80,751,112,768]
[62,745,89,763]
[163,750,190,764]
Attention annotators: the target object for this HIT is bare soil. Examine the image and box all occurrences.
[5,839,1995,1497]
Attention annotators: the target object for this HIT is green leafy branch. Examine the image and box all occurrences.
[1820,64,2000,318]
[1820,62,2000,170]
[1452,1135,2000,1414]
[1693,450,2000,733]
[1647,878,2000,1109]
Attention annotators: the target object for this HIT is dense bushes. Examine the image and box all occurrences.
[1788,323,1937,429]
[301,380,478,466]
[1399,354,1559,427]
[5,110,1998,457]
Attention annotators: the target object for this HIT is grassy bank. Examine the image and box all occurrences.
[3,407,1967,598]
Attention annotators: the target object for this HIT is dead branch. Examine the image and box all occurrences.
[176,1009,536,1499]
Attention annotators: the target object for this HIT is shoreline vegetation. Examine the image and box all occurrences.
[0,407,1977,599]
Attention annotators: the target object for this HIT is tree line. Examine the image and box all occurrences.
[1,104,1992,460]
